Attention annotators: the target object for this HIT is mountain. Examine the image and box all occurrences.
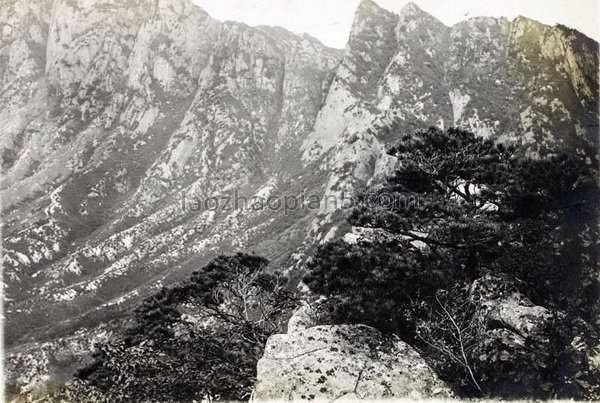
[2,0,598,395]
[303,0,598,211]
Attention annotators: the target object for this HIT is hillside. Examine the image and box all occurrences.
[2,0,598,395]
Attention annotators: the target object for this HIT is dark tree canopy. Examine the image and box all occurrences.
[72,253,297,402]
[304,126,599,398]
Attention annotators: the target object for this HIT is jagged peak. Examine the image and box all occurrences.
[397,1,445,27]
[353,0,397,22]
[349,0,398,42]
[356,0,389,14]
[400,2,421,15]
[512,14,545,27]
[554,22,599,44]
[507,15,549,41]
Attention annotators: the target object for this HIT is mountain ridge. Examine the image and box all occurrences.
[2,0,598,395]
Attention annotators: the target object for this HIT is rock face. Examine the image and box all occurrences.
[2,0,598,393]
[471,275,555,350]
[303,0,599,209]
[286,301,319,333]
[253,324,453,401]
[486,296,553,338]
[2,0,341,392]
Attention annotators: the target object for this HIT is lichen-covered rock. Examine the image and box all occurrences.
[487,296,553,338]
[253,324,453,401]
[471,275,553,341]
[287,302,319,334]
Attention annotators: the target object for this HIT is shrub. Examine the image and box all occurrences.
[72,253,297,402]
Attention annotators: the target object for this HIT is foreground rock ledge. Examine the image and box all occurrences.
[253,324,453,401]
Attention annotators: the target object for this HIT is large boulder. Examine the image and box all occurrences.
[253,324,453,401]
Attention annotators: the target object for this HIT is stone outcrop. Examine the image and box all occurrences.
[286,301,319,334]
[486,296,553,338]
[471,275,554,342]
[253,324,453,401]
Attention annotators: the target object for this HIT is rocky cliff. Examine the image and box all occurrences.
[2,0,598,394]
[302,0,598,212]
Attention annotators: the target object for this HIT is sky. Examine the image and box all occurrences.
[193,0,599,48]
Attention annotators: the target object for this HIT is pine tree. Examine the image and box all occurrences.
[304,126,599,398]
